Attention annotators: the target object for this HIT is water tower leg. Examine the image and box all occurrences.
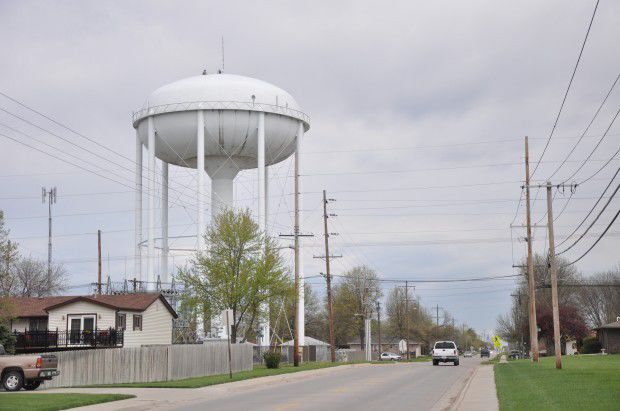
[134,133,143,282]
[197,110,205,251]
[161,161,169,284]
[257,112,270,346]
[147,116,156,290]
[296,121,305,348]
[257,112,266,230]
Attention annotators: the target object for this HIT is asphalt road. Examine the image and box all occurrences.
[168,358,481,411]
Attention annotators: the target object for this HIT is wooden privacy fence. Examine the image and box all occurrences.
[40,343,253,389]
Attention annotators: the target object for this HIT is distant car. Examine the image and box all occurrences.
[480,347,490,358]
[508,350,524,359]
[380,352,402,361]
[432,341,459,366]
[463,351,474,358]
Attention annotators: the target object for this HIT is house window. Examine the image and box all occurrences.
[29,318,48,331]
[133,314,142,331]
[116,313,126,330]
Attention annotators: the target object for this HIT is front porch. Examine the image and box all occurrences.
[14,328,124,353]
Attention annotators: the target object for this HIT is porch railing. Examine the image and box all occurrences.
[14,328,124,352]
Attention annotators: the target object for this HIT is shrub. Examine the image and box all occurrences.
[263,350,282,369]
[0,322,16,354]
[580,336,601,354]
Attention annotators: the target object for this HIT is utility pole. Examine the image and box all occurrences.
[436,304,440,327]
[322,189,336,363]
[97,230,102,295]
[546,182,562,370]
[524,137,540,362]
[405,281,410,360]
[376,300,382,360]
[42,187,57,289]
[398,282,415,360]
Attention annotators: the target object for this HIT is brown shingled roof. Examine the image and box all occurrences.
[6,293,177,318]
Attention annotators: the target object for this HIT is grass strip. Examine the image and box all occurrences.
[87,361,346,388]
[495,354,619,411]
[0,393,134,411]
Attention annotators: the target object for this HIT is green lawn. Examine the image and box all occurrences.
[495,355,620,411]
[0,394,134,411]
[88,362,346,388]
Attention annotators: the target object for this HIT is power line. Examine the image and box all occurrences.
[560,105,620,183]
[564,208,620,266]
[301,133,620,155]
[556,179,620,255]
[305,273,521,283]
[548,72,620,180]
[557,166,620,247]
[530,0,600,178]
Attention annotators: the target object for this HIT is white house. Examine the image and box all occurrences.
[8,293,177,351]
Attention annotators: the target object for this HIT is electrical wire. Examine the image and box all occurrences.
[557,165,620,247]
[548,72,620,180]
[560,105,620,183]
[556,180,620,255]
[530,0,600,178]
[564,208,620,266]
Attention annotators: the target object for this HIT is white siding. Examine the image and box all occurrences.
[11,318,29,332]
[47,301,116,332]
[122,298,173,347]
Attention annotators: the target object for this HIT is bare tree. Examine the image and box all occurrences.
[10,257,67,297]
[577,270,620,328]
[0,211,19,297]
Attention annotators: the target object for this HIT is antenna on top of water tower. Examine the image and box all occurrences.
[221,36,225,73]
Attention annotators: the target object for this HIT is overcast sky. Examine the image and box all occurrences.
[1,0,619,336]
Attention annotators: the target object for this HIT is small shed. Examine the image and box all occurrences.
[596,319,620,354]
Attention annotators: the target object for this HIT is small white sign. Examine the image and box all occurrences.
[221,309,234,326]
[399,339,407,353]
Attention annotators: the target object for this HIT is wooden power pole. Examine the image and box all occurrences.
[524,137,540,362]
[322,189,337,363]
[97,230,102,295]
[546,182,562,370]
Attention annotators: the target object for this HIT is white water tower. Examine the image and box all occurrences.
[132,73,310,345]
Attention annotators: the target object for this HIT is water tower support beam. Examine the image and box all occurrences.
[161,161,169,283]
[147,116,156,289]
[296,121,305,347]
[197,110,205,250]
[257,111,270,346]
[134,133,143,282]
[257,112,266,231]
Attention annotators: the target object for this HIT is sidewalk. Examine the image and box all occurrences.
[453,364,499,411]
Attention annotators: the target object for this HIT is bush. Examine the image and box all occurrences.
[580,336,602,354]
[0,322,16,354]
[263,350,282,369]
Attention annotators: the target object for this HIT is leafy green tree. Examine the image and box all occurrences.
[180,209,291,342]
[332,265,381,347]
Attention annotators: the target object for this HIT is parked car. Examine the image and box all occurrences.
[432,341,459,366]
[463,351,474,358]
[380,352,402,361]
[508,350,524,359]
[480,347,490,358]
[0,344,59,391]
